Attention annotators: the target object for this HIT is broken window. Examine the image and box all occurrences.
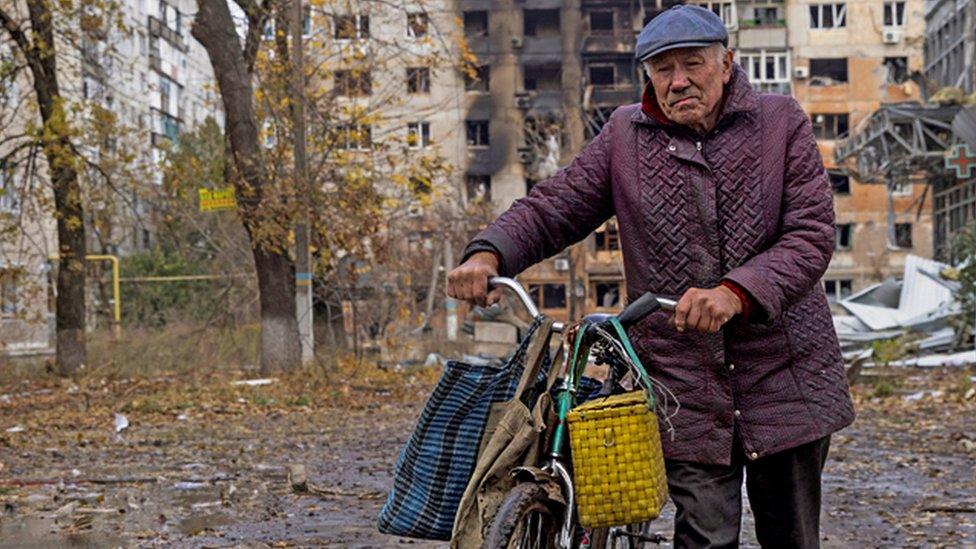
[334,14,369,39]
[823,279,853,302]
[334,70,372,96]
[883,57,909,84]
[524,65,561,91]
[406,12,428,38]
[812,113,849,139]
[524,9,560,37]
[809,3,846,29]
[589,11,614,34]
[809,58,848,85]
[829,171,851,194]
[884,1,906,27]
[528,283,567,309]
[835,223,853,250]
[464,10,488,37]
[464,65,489,91]
[594,222,621,251]
[465,174,491,203]
[895,223,913,248]
[592,281,622,308]
[589,65,615,87]
[407,122,430,148]
[466,120,489,147]
[406,67,430,93]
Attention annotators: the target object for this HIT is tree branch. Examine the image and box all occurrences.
[233,0,272,73]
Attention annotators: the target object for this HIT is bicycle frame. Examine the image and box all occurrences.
[488,277,676,548]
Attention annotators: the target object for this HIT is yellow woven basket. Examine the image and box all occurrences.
[566,390,668,528]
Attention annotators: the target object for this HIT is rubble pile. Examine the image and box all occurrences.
[832,254,974,372]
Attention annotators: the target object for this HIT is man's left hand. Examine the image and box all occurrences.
[672,286,743,333]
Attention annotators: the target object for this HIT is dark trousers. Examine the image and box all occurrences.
[665,436,831,549]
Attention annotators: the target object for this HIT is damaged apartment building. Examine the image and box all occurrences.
[456,0,929,323]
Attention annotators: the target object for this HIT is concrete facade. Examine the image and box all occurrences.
[789,0,931,301]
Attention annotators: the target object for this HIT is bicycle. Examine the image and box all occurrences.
[482,277,678,549]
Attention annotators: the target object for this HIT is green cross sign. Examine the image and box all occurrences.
[945,143,976,179]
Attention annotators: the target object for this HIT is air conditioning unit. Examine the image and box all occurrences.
[516,95,532,109]
[793,66,809,79]
[511,36,523,49]
[882,29,902,44]
[553,258,570,271]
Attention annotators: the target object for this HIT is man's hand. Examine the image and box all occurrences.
[446,251,504,307]
[672,285,743,333]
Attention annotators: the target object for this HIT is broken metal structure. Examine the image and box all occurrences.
[835,100,976,259]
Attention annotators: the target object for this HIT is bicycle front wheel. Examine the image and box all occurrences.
[484,482,563,549]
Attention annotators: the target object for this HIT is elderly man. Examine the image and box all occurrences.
[447,5,855,548]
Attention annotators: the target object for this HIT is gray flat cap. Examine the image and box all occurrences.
[635,5,729,61]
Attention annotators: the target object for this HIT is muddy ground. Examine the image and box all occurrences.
[0,365,973,548]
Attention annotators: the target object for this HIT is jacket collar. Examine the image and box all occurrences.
[631,63,758,132]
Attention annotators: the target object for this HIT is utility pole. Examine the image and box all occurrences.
[291,0,313,363]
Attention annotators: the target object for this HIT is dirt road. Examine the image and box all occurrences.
[0,367,973,548]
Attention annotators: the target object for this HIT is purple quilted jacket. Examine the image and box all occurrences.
[467,66,855,465]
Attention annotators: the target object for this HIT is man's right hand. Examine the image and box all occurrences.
[447,251,503,307]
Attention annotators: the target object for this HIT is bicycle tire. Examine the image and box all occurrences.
[484,482,563,549]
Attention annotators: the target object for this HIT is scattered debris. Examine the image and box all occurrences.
[5,425,25,433]
[114,413,129,434]
[173,482,207,491]
[231,378,278,387]
[834,254,974,371]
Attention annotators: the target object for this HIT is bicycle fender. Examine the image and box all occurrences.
[510,466,566,506]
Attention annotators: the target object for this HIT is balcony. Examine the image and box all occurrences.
[737,24,788,49]
[148,16,188,52]
[582,34,634,55]
[587,85,639,107]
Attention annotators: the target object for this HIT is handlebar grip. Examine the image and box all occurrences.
[616,292,662,328]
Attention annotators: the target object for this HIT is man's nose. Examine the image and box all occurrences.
[669,67,690,92]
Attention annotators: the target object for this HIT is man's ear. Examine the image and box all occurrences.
[722,48,734,84]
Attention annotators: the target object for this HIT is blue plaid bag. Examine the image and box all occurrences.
[377,317,550,540]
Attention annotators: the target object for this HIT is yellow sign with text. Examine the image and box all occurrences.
[198,187,237,212]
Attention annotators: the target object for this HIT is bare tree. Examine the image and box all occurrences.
[0,1,88,374]
[191,0,304,373]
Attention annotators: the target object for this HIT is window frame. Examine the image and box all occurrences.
[406,12,429,38]
[823,279,853,302]
[809,3,847,29]
[834,223,853,250]
[336,124,372,150]
[738,50,790,83]
[406,66,431,94]
[334,13,370,40]
[407,121,431,149]
[466,120,490,147]
[883,1,906,27]
[588,64,616,87]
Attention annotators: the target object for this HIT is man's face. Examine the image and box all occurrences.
[644,45,734,132]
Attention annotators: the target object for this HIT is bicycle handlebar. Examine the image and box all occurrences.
[487,276,676,333]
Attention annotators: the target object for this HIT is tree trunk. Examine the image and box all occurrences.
[192,0,301,373]
[252,246,301,372]
[8,1,89,375]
